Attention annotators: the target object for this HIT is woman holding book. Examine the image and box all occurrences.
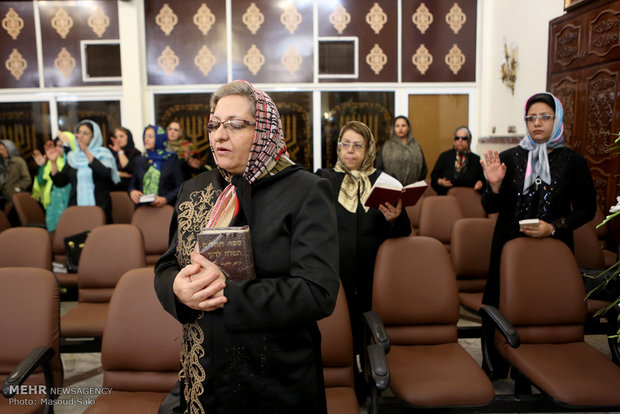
[481,92,596,307]
[154,80,339,413]
[128,124,183,207]
[430,126,486,195]
[316,120,411,402]
[375,115,428,185]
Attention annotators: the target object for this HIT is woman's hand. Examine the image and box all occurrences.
[438,177,453,188]
[108,136,122,153]
[480,149,506,193]
[32,149,46,166]
[129,189,143,204]
[79,140,94,163]
[520,219,555,238]
[151,195,167,207]
[44,141,58,162]
[379,199,403,223]
[172,249,227,311]
[474,180,483,191]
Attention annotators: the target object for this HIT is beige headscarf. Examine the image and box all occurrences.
[333,121,377,213]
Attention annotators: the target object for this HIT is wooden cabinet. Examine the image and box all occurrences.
[548,0,620,247]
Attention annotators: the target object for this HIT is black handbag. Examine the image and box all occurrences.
[581,267,619,302]
[64,231,90,273]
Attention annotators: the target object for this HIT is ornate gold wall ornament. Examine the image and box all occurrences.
[281,45,302,74]
[412,3,433,34]
[242,3,264,35]
[158,45,179,75]
[412,44,433,74]
[243,44,264,75]
[54,47,75,78]
[88,6,110,38]
[2,8,24,40]
[280,4,302,34]
[51,8,73,39]
[445,2,466,34]
[5,48,27,80]
[366,3,387,34]
[193,3,215,35]
[329,3,351,34]
[366,43,387,75]
[156,4,178,36]
[445,43,465,75]
[194,45,216,76]
[501,42,518,95]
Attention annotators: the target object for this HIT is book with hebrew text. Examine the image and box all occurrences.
[197,225,255,281]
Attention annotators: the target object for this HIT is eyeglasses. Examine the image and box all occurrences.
[454,136,469,141]
[338,141,365,151]
[524,114,554,123]
[206,118,256,133]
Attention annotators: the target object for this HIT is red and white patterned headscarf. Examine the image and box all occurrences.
[207,80,290,228]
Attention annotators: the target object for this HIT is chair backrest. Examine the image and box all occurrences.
[499,237,587,344]
[372,236,460,345]
[573,223,605,269]
[52,206,106,262]
[12,192,45,226]
[417,195,464,245]
[109,191,135,224]
[451,218,495,292]
[0,267,62,389]
[101,268,181,392]
[446,187,486,218]
[405,184,436,233]
[592,203,607,245]
[0,227,51,269]
[318,283,355,389]
[78,224,146,303]
[0,209,10,233]
[131,205,174,265]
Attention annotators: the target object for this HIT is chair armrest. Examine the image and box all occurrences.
[479,305,520,348]
[2,346,55,398]
[363,310,390,353]
[366,343,389,391]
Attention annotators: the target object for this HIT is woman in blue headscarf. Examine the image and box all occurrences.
[129,124,183,208]
[49,119,120,223]
[480,92,596,307]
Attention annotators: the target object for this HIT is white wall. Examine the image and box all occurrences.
[477,0,564,142]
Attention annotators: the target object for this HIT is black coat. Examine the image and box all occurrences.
[430,149,486,195]
[128,155,184,206]
[481,146,596,306]
[155,167,339,413]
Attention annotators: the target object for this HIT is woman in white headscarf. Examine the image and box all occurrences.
[49,119,120,223]
[480,92,596,307]
[154,80,339,413]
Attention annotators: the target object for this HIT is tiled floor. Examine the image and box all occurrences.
[55,303,618,414]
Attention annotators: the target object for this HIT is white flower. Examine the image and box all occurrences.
[610,196,620,213]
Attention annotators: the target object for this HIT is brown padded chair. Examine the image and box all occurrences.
[109,191,135,224]
[131,205,174,265]
[482,237,620,409]
[61,224,146,340]
[367,236,494,409]
[0,227,52,269]
[317,283,360,414]
[447,187,487,218]
[84,268,182,413]
[52,206,106,288]
[450,218,495,313]
[417,195,464,250]
[12,193,46,227]
[0,210,10,233]
[0,268,63,413]
[404,184,436,235]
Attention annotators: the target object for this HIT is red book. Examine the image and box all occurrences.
[364,173,428,208]
[197,226,255,281]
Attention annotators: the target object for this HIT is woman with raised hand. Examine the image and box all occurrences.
[108,126,139,191]
[49,119,120,223]
[154,80,339,413]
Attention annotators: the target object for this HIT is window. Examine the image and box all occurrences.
[318,37,358,79]
[81,40,122,82]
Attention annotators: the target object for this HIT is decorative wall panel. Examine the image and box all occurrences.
[318,0,397,82]
[39,1,119,87]
[231,0,313,83]
[145,1,227,85]
[0,2,38,88]
[402,0,476,82]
